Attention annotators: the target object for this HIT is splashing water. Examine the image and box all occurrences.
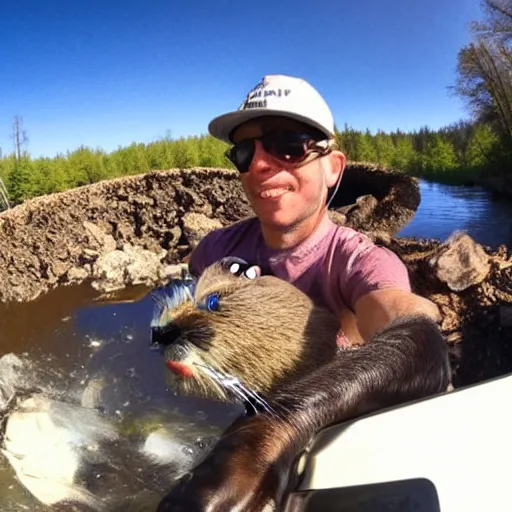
[0,352,217,511]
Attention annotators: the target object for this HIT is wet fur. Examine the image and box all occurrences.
[151,261,340,401]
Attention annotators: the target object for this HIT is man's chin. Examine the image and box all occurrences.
[257,213,302,233]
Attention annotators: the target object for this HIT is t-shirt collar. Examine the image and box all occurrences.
[260,213,336,263]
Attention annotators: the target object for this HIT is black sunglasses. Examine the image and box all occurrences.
[225,130,334,173]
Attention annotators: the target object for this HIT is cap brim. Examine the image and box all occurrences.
[208,109,334,143]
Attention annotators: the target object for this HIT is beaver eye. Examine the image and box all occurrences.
[219,256,250,276]
[244,266,258,280]
[206,293,220,312]
[229,262,241,274]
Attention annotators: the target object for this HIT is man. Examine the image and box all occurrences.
[157,75,451,511]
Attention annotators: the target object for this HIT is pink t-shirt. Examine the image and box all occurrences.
[189,214,410,344]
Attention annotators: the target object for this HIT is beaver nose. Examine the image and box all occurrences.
[150,322,182,349]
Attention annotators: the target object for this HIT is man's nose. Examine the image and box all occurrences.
[247,140,275,174]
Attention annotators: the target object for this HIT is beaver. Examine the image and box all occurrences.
[150,257,341,406]
[153,260,453,512]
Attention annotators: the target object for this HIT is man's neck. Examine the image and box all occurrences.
[260,209,329,251]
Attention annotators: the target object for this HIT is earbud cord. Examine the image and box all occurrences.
[326,172,342,209]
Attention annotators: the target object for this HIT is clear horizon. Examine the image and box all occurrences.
[1,0,483,159]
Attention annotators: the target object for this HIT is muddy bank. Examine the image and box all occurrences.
[0,163,418,303]
[329,161,420,236]
[383,232,512,386]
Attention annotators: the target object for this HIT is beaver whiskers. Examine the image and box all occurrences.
[185,354,228,401]
[192,363,276,416]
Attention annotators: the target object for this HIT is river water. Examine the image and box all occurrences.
[398,180,512,248]
[0,179,511,510]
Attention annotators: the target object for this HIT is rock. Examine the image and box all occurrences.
[160,263,190,280]
[428,231,491,292]
[125,245,167,285]
[91,244,168,293]
[182,212,223,250]
[327,210,347,226]
[81,248,100,262]
[83,221,116,253]
[168,225,182,245]
[329,163,420,235]
[336,194,379,231]
[91,250,131,292]
[65,266,91,282]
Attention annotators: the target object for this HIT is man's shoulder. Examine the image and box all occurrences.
[199,216,261,245]
[325,221,379,257]
[332,224,405,267]
[319,222,410,311]
[189,216,261,276]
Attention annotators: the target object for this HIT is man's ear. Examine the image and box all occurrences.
[324,150,346,188]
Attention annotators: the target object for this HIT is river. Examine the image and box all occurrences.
[0,179,511,510]
[398,179,512,248]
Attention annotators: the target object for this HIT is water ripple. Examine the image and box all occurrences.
[398,180,512,248]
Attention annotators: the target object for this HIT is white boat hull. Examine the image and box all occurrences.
[285,373,512,511]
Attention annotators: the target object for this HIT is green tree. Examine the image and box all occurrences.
[374,131,395,167]
[391,136,416,172]
[466,123,500,169]
[172,137,200,168]
[108,143,149,176]
[8,155,44,204]
[198,135,230,168]
[454,1,512,151]
[146,139,175,169]
[66,146,108,186]
[423,135,459,173]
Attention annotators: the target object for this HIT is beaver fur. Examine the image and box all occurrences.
[155,308,452,512]
[150,257,340,404]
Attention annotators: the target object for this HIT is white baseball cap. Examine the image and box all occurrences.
[208,74,335,143]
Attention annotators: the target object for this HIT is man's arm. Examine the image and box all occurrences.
[354,288,442,342]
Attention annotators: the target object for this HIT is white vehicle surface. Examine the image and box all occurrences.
[285,372,512,511]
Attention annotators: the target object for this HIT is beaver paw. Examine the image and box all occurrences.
[155,417,293,512]
[155,460,281,512]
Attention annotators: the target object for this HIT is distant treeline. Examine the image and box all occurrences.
[0,0,510,207]
[0,121,500,206]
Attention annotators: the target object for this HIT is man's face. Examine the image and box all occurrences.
[230,117,343,232]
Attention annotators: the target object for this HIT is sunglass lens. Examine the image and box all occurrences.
[227,139,255,173]
[262,132,312,163]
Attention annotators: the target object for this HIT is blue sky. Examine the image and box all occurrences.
[1,0,483,158]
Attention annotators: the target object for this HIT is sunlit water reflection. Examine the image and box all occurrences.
[398,180,512,248]
[0,284,242,511]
